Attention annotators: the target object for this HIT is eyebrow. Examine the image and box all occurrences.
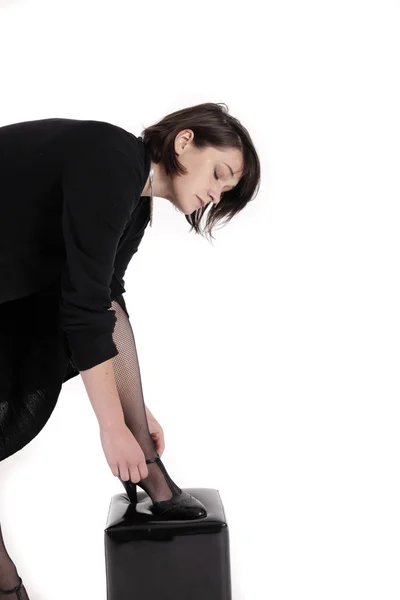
[221,161,239,190]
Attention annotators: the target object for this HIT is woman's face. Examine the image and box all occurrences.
[168,129,243,215]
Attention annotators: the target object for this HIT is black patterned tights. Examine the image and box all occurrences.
[109,299,181,502]
[0,524,29,599]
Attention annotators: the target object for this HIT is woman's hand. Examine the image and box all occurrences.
[100,423,149,483]
[145,405,165,457]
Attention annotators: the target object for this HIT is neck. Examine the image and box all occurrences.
[140,161,171,200]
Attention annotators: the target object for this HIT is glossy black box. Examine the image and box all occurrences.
[104,487,232,600]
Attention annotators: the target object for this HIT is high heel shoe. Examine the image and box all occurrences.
[0,575,25,599]
[119,454,207,520]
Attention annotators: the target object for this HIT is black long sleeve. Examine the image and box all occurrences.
[58,122,146,371]
[109,218,149,319]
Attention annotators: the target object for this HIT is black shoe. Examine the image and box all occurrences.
[119,454,207,520]
[0,575,25,599]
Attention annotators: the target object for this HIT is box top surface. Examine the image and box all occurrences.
[105,488,228,538]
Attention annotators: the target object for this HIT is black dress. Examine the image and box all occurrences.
[0,118,151,461]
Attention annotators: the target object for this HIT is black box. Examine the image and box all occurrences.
[104,487,232,600]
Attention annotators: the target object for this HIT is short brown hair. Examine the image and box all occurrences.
[140,102,261,242]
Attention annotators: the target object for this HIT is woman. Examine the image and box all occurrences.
[0,102,260,599]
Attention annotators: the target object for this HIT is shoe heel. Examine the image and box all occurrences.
[119,478,138,504]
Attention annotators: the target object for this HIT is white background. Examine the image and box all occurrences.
[0,1,399,599]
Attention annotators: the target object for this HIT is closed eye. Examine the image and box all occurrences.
[215,168,236,192]
[214,169,236,193]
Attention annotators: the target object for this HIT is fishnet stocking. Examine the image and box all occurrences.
[110,299,182,503]
[0,524,29,599]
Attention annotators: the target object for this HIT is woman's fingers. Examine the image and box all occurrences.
[138,460,149,481]
[119,467,130,482]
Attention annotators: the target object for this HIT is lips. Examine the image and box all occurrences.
[197,195,205,207]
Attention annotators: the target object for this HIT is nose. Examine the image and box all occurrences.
[209,192,221,205]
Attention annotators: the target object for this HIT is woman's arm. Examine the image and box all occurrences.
[80,358,126,431]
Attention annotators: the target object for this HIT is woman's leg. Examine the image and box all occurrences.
[0,523,29,599]
[109,299,182,502]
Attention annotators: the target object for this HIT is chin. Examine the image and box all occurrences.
[173,197,193,215]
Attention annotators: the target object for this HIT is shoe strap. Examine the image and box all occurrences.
[146,453,160,465]
[0,576,23,597]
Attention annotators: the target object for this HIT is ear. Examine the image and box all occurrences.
[174,129,194,154]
